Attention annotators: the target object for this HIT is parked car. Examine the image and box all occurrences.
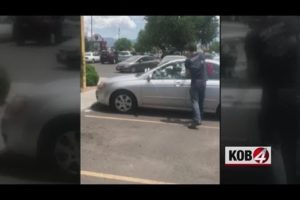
[1,78,80,178]
[12,16,64,45]
[117,51,132,62]
[116,55,160,73]
[97,59,220,115]
[85,51,100,63]
[100,50,117,64]
[56,37,80,68]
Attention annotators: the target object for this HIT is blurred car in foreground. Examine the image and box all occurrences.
[56,37,80,68]
[1,78,80,178]
[12,16,64,45]
[116,55,160,73]
[97,59,220,115]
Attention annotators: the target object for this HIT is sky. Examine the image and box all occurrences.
[84,16,146,40]
[84,16,220,41]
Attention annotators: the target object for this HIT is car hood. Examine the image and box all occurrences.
[8,78,79,98]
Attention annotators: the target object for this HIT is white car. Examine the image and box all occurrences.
[1,78,80,177]
[85,52,100,63]
[118,51,132,62]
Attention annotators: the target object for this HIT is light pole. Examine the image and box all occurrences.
[91,16,93,38]
[81,16,86,89]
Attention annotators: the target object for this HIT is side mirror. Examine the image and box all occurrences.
[147,74,152,82]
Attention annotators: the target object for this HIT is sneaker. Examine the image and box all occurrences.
[188,121,202,129]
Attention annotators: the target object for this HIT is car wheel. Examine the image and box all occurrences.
[53,130,79,176]
[111,91,137,113]
[92,59,95,63]
[41,126,80,179]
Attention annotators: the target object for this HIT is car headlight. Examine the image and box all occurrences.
[97,81,106,90]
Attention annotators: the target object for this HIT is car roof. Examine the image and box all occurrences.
[160,58,219,65]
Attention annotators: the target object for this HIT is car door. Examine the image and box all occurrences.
[141,61,189,109]
[135,56,149,72]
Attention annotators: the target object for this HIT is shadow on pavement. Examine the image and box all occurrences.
[0,151,78,184]
[90,102,219,127]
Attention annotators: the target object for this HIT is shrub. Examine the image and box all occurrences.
[86,64,99,86]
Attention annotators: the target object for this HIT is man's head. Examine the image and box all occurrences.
[0,67,10,106]
[186,45,197,58]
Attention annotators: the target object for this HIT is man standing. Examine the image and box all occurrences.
[185,48,207,129]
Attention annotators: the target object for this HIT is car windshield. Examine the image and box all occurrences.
[85,53,91,56]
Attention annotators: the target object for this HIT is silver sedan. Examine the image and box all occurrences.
[96,59,220,115]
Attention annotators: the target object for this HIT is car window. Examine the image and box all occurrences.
[152,62,186,80]
[86,53,91,56]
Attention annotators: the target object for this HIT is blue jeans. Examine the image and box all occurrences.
[190,81,206,123]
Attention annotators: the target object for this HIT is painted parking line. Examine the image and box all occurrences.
[81,170,174,184]
[85,114,219,129]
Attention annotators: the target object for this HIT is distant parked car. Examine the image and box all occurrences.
[116,55,160,73]
[85,52,100,63]
[117,51,132,62]
[100,50,117,64]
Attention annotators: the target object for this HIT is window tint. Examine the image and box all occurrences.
[152,62,186,80]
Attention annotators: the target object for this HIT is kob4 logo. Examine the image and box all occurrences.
[225,147,271,166]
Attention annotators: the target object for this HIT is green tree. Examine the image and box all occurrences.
[210,41,220,53]
[114,38,132,51]
[134,30,151,53]
[139,16,218,52]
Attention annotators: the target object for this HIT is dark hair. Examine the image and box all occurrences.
[0,68,10,106]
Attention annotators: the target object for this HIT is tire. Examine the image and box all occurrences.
[110,90,137,113]
[92,59,95,63]
[40,124,80,179]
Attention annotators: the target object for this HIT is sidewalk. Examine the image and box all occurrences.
[81,87,97,111]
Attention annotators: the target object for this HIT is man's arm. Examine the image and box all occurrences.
[185,59,192,78]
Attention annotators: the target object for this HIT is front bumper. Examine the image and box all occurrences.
[96,88,110,106]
